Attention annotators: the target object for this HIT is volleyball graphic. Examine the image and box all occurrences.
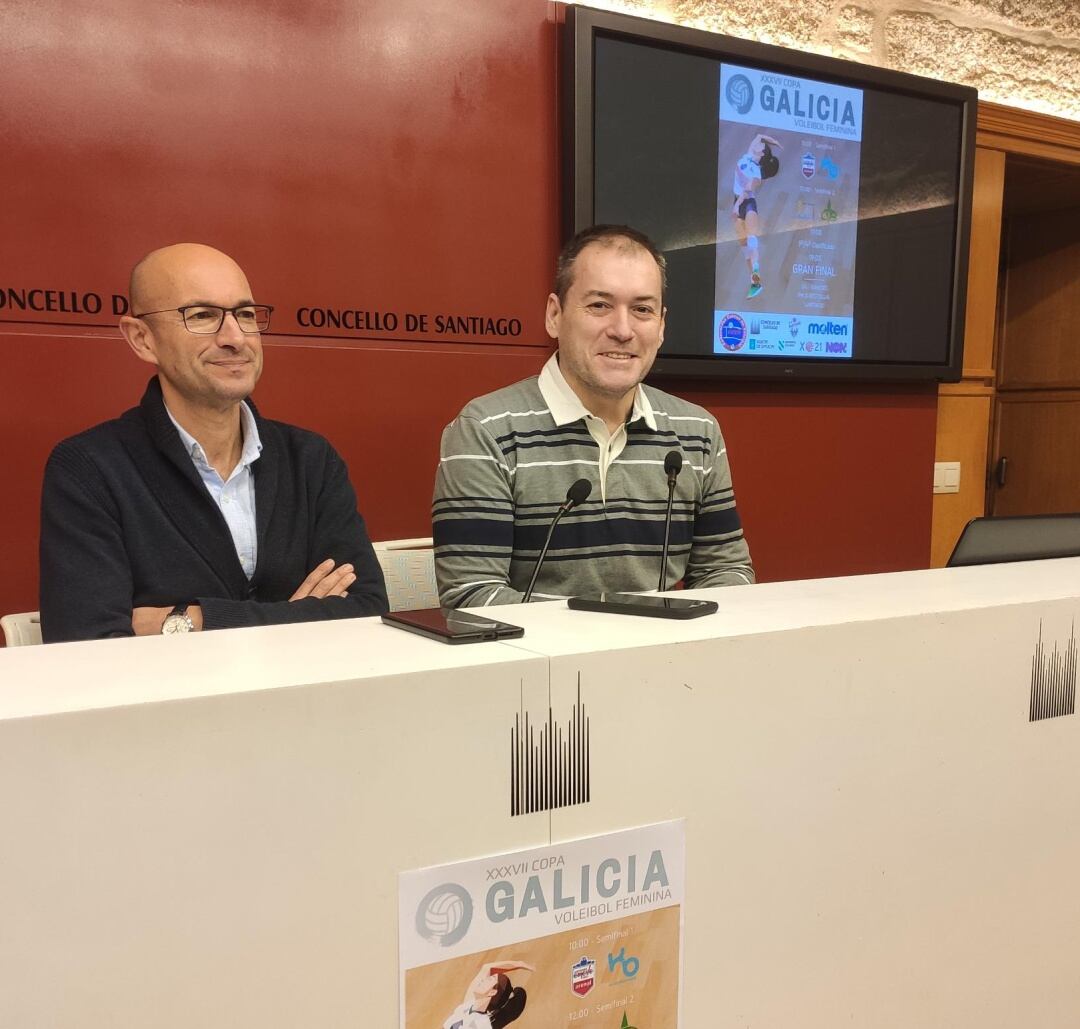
[725,73,754,114]
[415,883,473,947]
[425,891,463,935]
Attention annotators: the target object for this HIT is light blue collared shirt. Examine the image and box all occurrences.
[165,402,263,579]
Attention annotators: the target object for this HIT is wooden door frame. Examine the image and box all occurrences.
[931,104,1080,559]
[978,103,1080,516]
[978,103,1080,165]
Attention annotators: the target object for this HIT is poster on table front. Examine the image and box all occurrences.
[399,820,685,1028]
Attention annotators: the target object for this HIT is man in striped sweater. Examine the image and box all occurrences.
[432,225,754,607]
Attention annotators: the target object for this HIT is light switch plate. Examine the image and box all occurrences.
[933,461,961,494]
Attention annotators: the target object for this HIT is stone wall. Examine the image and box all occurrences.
[583,0,1080,121]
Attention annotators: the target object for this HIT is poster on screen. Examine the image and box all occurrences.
[399,820,685,1029]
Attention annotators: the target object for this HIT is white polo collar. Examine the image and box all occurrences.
[537,352,657,431]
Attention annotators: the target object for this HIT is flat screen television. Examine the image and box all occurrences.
[561,6,978,382]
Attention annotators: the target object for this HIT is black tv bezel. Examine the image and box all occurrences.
[560,5,979,384]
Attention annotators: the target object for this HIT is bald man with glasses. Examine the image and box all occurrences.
[39,243,387,642]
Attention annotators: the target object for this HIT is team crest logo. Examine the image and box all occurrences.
[718,312,748,352]
[571,956,596,997]
[801,152,815,179]
[607,947,640,980]
[789,317,801,337]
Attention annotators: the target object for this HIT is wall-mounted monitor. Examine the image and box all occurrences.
[561,6,978,382]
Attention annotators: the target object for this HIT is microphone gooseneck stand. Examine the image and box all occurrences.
[523,478,592,603]
[657,451,683,593]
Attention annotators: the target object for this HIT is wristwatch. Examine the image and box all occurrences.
[161,604,195,635]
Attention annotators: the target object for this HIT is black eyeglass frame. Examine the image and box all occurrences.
[132,304,274,334]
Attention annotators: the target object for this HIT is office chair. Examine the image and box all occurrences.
[1,611,43,647]
[373,538,439,611]
[947,514,1080,567]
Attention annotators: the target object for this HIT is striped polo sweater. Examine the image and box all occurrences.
[432,359,754,607]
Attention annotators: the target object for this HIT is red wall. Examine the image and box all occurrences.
[0,0,936,626]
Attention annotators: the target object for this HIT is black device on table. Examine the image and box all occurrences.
[382,608,525,644]
[567,594,718,619]
[561,452,717,619]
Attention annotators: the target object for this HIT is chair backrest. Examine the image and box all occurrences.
[947,514,1080,567]
[1,611,43,647]
[373,538,439,612]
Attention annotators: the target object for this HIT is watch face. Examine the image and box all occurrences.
[162,612,192,635]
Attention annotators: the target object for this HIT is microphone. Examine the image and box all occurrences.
[664,450,683,486]
[522,478,592,603]
[658,451,683,593]
[565,477,593,508]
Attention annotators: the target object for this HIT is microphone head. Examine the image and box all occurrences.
[664,450,684,477]
[565,478,592,507]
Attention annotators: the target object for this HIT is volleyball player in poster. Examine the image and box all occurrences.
[442,961,533,1029]
[730,133,783,298]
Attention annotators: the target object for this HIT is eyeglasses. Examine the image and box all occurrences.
[133,304,273,334]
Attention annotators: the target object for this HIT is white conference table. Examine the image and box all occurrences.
[2,560,1079,1027]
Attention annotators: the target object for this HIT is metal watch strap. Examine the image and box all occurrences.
[162,604,194,634]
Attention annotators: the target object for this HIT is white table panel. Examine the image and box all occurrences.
[3,562,1079,1027]
[498,566,1080,1029]
[0,620,550,1028]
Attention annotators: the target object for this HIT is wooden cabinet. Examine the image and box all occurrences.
[998,208,1080,389]
[991,393,1080,515]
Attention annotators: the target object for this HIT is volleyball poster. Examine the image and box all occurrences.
[714,63,864,360]
[399,821,685,1028]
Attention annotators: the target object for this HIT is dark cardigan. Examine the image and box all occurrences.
[40,378,388,642]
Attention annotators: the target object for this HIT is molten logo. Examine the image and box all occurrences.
[807,321,848,336]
